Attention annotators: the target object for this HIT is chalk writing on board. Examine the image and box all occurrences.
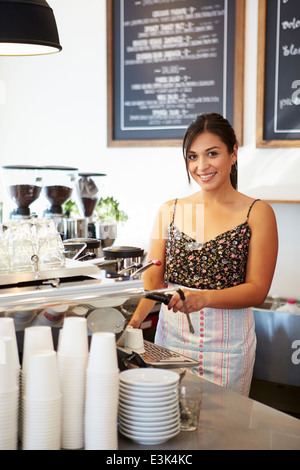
[118,0,230,132]
[274,0,300,133]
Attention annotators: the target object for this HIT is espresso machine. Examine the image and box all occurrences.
[1,165,43,220]
[42,166,78,237]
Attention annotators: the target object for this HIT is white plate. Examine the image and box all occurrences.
[119,384,177,397]
[119,415,179,431]
[118,401,179,415]
[119,421,179,435]
[118,390,178,405]
[119,425,180,445]
[118,408,180,423]
[118,406,179,420]
[119,399,179,413]
[119,369,180,387]
[119,382,178,395]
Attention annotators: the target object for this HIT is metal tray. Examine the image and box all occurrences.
[0,259,101,286]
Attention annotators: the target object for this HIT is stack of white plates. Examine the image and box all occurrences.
[118,368,180,445]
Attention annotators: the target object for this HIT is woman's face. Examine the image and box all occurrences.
[186,131,237,191]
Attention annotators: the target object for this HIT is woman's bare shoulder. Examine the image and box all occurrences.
[235,193,274,215]
[249,198,276,216]
[246,198,277,229]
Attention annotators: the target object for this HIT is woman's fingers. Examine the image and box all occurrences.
[167,291,188,313]
[167,289,201,314]
[167,292,181,312]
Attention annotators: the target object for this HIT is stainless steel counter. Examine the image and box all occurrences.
[118,370,300,450]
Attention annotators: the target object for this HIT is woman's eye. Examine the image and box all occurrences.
[187,154,197,161]
[208,151,217,157]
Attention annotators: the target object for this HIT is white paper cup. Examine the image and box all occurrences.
[25,350,61,402]
[124,327,145,353]
[0,385,19,450]
[58,317,88,357]
[87,332,118,373]
[58,353,87,449]
[0,318,20,370]
[0,336,19,392]
[22,326,54,373]
[22,397,62,450]
[84,400,118,450]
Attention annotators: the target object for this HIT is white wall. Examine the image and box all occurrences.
[0,0,299,300]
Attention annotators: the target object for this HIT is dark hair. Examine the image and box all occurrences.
[182,113,238,189]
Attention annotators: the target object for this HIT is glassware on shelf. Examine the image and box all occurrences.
[0,218,65,275]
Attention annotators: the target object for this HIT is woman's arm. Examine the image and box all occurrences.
[168,201,278,313]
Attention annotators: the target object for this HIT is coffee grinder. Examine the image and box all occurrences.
[1,165,43,220]
[76,172,107,238]
[42,166,78,237]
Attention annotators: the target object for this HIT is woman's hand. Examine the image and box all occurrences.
[128,316,141,329]
[167,288,208,313]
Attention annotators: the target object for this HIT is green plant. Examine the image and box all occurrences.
[63,200,80,217]
[94,196,128,222]
[62,196,128,222]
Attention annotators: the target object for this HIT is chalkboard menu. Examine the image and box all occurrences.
[107,0,245,146]
[256,0,300,147]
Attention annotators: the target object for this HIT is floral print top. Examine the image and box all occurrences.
[165,199,260,290]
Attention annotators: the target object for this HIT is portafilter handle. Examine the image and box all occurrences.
[118,262,142,275]
[130,259,162,278]
[144,292,173,304]
[146,289,194,334]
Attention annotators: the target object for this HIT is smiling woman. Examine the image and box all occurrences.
[183,113,238,190]
[186,132,237,194]
[129,113,278,397]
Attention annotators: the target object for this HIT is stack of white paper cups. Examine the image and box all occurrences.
[0,318,20,377]
[21,326,54,392]
[22,349,62,450]
[84,332,119,450]
[0,318,21,448]
[57,317,89,450]
[21,326,54,437]
[0,336,20,450]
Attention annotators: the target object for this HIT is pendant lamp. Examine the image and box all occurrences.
[0,0,62,56]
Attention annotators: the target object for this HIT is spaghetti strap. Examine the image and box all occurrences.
[246,199,260,220]
[172,198,178,224]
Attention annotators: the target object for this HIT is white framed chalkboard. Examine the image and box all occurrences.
[107,0,245,147]
[256,0,300,148]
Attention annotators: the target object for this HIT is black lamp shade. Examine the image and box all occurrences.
[0,0,62,55]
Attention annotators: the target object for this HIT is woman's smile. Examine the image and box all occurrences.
[199,171,217,182]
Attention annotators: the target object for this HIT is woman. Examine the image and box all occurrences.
[129,113,278,396]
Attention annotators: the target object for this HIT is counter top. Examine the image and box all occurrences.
[118,370,300,450]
